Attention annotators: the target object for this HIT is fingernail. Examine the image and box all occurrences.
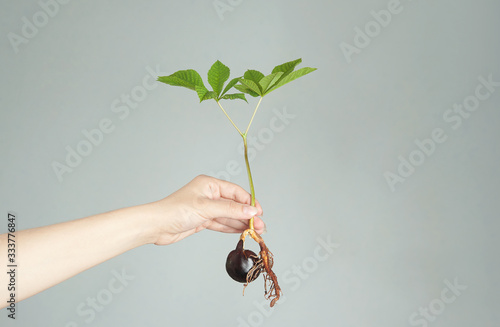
[243,206,258,216]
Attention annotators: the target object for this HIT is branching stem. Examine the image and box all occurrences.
[245,97,263,135]
[216,100,243,136]
[216,98,264,230]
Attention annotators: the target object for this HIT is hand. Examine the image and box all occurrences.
[0,175,265,305]
[148,175,265,245]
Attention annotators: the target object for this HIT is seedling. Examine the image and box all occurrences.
[158,58,316,307]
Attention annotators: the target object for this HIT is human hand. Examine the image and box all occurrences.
[147,175,265,245]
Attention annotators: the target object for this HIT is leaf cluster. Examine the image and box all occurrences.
[157,58,316,103]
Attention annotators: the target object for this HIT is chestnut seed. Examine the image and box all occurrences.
[226,240,261,283]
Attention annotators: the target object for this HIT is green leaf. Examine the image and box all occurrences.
[271,58,302,75]
[201,91,217,102]
[220,77,241,97]
[267,58,305,94]
[238,79,262,96]
[243,70,265,83]
[195,85,209,102]
[265,67,317,95]
[195,86,217,102]
[243,70,265,93]
[221,93,247,102]
[207,60,230,97]
[234,84,260,97]
[259,72,284,93]
[158,69,204,91]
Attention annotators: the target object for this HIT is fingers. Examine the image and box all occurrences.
[251,216,266,234]
[252,200,264,217]
[207,216,266,234]
[193,175,262,211]
[200,176,263,212]
[200,198,259,220]
[205,176,252,203]
[209,216,253,231]
[204,220,247,234]
[189,175,266,235]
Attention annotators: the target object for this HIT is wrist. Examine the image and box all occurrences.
[117,203,162,246]
[136,199,177,245]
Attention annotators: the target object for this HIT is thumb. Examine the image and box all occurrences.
[202,199,259,220]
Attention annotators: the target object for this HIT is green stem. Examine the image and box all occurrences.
[245,97,263,135]
[243,134,256,230]
[216,97,263,230]
[216,100,243,136]
[243,97,264,230]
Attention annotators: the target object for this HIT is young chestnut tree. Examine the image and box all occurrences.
[158,58,316,307]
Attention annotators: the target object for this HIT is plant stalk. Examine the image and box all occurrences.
[216,100,243,136]
[245,97,263,135]
[216,97,263,231]
[242,97,264,230]
[243,134,256,230]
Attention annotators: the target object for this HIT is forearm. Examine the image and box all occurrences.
[0,203,157,308]
[0,175,264,308]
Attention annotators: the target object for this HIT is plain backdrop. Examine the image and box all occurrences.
[1,1,499,326]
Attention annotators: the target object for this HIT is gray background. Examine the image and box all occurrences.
[1,0,499,326]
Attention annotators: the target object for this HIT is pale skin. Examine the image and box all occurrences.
[0,175,265,309]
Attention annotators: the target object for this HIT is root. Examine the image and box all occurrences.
[240,229,282,307]
[243,254,263,296]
